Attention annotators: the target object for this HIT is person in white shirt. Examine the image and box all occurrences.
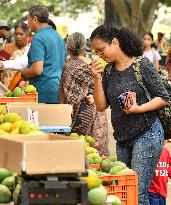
[0,47,29,70]
[0,19,60,71]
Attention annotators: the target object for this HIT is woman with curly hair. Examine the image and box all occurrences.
[90,25,170,205]
[58,32,109,156]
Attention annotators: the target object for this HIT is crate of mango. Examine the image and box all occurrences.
[0,85,38,103]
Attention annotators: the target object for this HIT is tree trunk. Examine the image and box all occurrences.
[104,0,122,27]
[138,0,159,37]
[104,0,160,37]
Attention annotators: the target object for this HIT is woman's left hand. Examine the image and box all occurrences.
[86,94,94,105]
[123,96,141,114]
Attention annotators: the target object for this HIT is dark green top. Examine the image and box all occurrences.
[102,57,170,142]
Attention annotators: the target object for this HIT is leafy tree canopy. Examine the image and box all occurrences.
[0,0,95,24]
[160,0,171,6]
[0,0,170,28]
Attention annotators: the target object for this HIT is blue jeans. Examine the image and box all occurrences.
[149,193,166,205]
[116,118,164,205]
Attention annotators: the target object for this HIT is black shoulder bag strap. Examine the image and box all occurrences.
[132,56,151,101]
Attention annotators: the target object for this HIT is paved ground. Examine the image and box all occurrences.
[106,108,171,204]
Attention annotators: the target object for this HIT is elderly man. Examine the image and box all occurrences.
[20,5,66,103]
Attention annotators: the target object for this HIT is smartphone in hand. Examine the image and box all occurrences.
[118,91,136,109]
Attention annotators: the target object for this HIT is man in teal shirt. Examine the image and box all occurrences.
[21,5,66,103]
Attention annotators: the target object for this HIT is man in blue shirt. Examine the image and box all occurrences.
[21,5,66,103]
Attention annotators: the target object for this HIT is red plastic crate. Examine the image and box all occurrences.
[88,164,101,170]
[24,93,38,98]
[0,93,38,103]
[99,174,138,205]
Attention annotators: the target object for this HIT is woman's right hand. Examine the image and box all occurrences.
[91,58,103,79]
[91,56,108,112]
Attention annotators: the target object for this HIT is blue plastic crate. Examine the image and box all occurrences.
[40,126,71,133]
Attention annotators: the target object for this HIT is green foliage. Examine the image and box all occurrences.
[66,0,94,19]
[0,0,59,23]
[0,0,94,23]
[0,0,170,27]
[160,0,171,6]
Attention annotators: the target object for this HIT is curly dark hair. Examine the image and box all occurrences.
[90,25,143,57]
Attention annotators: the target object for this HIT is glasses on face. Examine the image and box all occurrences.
[93,43,109,57]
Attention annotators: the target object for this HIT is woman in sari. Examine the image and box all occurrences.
[0,22,30,87]
[58,32,109,156]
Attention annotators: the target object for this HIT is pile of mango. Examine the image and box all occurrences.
[69,133,134,176]
[69,133,135,205]
[0,167,121,205]
[4,85,36,98]
[80,169,107,205]
[0,111,44,136]
[0,168,17,203]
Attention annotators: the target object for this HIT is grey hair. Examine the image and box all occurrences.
[15,22,30,36]
[67,32,86,56]
[28,5,49,23]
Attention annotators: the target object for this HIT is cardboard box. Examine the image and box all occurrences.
[7,103,72,126]
[0,134,85,175]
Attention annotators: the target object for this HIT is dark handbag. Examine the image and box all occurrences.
[71,86,95,135]
[133,56,171,139]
